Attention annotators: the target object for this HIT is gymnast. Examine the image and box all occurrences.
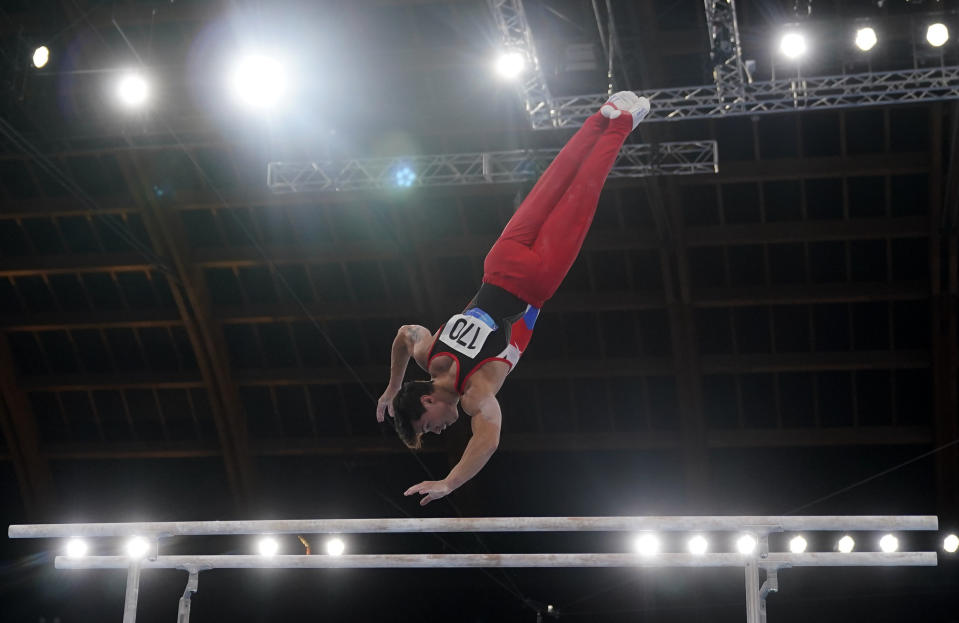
[376,92,651,505]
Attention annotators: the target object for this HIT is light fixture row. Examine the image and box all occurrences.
[780,22,951,59]
[61,533,959,559]
[64,535,348,558]
[256,536,346,557]
[30,50,291,112]
[631,532,959,555]
[27,20,952,105]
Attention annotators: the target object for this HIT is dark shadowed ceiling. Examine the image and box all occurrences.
[1,0,957,621]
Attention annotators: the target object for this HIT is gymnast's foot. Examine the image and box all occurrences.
[600,91,651,130]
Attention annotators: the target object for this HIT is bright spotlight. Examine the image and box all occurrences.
[32,46,49,69]
[779,32,808,59]
[926,23,949,48]
[229,54,287,110]
[855,27,878,51]
[944,534,959,553]
[495,50,526,79]
[395,166,416,188]
[65,538,88,558]
[687,535,708,555]
[634,533,660,556]
[125,536,149,559]
[258,537,279,557]
[837,535,855,553]
[325,537,345,556]
[736,534,757,555]
[116,73,149,108]
[879,534,899,553]
[789,535,808,553]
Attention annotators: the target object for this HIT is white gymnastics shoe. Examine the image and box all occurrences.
[600,91,651,130]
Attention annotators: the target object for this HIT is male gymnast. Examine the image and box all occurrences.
[376,91,651,505]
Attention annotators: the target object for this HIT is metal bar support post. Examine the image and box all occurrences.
[122,561,141,623]
[745,557,763,623]
[743,532,778,622]
[176,570,199,623]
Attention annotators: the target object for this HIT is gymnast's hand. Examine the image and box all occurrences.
[405,480,451,506]
[376,388,398,422]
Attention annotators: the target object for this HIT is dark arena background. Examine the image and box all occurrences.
[1,0,959,621]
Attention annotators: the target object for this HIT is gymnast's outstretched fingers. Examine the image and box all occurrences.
[404,480,452,506]
[376,388,397,422]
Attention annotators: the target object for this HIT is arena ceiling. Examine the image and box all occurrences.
[1,0,957,621]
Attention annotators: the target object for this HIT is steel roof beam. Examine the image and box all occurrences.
[0,216,929,278]
[15,349,929,391]
[118,154,255,508]
[27,425,934,461]
[0,336,53,517]
[0,281,929,332]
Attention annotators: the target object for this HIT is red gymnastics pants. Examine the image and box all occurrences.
[482,111,633,308]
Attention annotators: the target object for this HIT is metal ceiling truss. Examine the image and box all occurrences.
[267,142,718,194]
[548,66,959,127]
[267,0,762,194]
[703,0,750,108]
[487,0,557,129]
[490,0,957,128]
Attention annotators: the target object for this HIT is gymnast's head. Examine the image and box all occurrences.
[391,379,458,449]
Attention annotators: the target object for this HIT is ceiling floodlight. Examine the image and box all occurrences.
[837,535,855,553]
[634,533,660,556]
[855,27,878,51]
[926,23,949,48]
[395,166,416,188]
[65,538,88,558]
[736,534,757,555]
[879,534,899,553]
[495,50,526,79]
[125,536,149,559]
[944,534,958,553]
[257,537,279,557]
[325,537,345,556]
[687,535,708,555]
[32,46,49,69]
[779,32,808,59]
[789,535,808,553]
[117,73,149,108]
[229,54,288,110]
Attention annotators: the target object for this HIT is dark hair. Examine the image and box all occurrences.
[391,380,433,449]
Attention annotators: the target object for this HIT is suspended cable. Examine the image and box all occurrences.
[783,436,959,515]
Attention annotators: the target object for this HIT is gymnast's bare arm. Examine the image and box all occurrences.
[405,391,501,506]
[376,324,433,422]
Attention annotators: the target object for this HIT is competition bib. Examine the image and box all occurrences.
[438,311,495,358]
